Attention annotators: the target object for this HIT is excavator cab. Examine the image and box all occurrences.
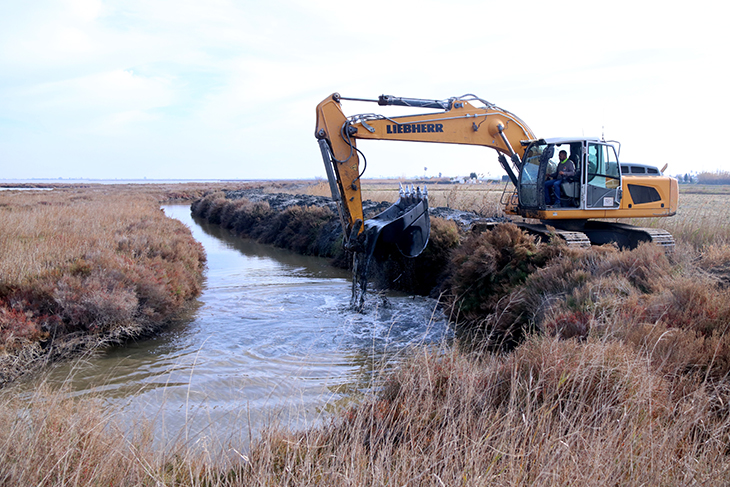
[518,138,622,212]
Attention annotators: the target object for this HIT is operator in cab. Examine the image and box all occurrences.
[544,150,576,207]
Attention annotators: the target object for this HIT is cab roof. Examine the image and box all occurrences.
[521,137,604,146]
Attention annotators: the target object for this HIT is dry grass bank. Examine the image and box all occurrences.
[0,185,219,384]
[0,383,241,486]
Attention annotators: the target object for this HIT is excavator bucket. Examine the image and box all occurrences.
[350,185,430,310]
[363,184,430,258]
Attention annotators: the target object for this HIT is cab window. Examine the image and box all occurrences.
[587,143,620,189]
[522,145,542,182]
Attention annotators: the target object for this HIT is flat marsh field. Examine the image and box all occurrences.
[1,181,730,486]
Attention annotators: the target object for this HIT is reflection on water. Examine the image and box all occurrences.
[42,205,451,451]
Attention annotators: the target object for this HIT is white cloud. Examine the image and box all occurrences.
[65,0,103,22]
[6,69,175,136]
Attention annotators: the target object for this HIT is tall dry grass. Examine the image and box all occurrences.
[242,337,730,485]
[0,382,248,486]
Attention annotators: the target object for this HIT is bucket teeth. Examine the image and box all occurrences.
[397,183,427,203]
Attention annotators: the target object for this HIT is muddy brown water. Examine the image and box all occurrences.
[41,205,451,452]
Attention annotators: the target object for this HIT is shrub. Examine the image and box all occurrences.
[193,194,341,259]
[441,223,567,346]
[0,304,49,352]
[259,205,334,254]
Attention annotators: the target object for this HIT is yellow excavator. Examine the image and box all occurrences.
[315,93,678,264]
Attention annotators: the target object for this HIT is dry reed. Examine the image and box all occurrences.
[0,381,249,486]
[242,337,730,485]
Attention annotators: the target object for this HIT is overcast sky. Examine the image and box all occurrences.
[1,0,727,180]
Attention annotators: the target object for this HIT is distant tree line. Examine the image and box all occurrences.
[697,170,730,185]
[673,171,730,185]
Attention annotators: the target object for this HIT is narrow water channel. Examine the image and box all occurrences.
[43,205,451,450]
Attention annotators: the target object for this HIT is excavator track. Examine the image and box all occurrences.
[472,221,592,249]
[517,222,591,249]
[580,221,675,253]
[636,226,675,250]
[550,229,592,248]
[472,220,673,252]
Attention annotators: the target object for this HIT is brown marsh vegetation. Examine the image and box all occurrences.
[0,183,260,384]
[2,181,730,485]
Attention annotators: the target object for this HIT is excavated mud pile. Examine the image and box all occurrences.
[221,188,497,226]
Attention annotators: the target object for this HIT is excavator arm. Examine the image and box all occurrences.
[315,92,536,257]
